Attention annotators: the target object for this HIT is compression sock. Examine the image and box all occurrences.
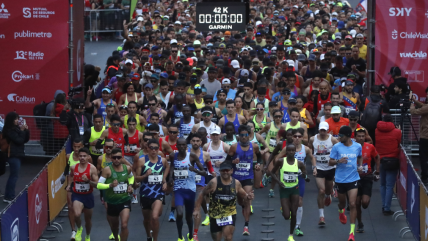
[296,207,303,228]
[206,203,209,211]
[244,221,249,227]
[319,208,324,218]
[193,229,198,235]
[350,223,355,234]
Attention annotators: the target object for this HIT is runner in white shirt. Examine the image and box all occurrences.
[309,122,339,225]
[192,106,219,141]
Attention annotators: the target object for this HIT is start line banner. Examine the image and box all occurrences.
[0,0,69,115]
[375,0,428,102]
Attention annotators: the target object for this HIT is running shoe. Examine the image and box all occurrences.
[192,233,199,241]
[132,194,138,204]
[294,227,304,236]
[201,216,210,226]
[324,195,332,207]
[287,236,295,241]
[109,233,114,240]
[243,226,250,236]
[318,217,325,226]
[71,230,76,241]
[85,236,90,241]
[169,211,176,222]
[356,223,364,233]
[3,199,11,204]
[251,205,253,214]
[333,188,338,198]
[177,236,184,241]
[187,233,194,241]
[348,233,355,241]
[260,181,264,188]
[262,174,269,187]
[339,210,347,224]
[269,189,275,198]
[75,227,83,241]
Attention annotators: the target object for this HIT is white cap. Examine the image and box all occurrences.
[319,122,329,131]
[256,21,262,26]
[128,33,133,37]
[320,54,325,61]
[175,21,181,25]
[222,78,231,84]
[295,49,302,54]
[315,10,320,15]
[356,12,362,17]
[211,126,221,135]
[332,12,338,16]
[171,39,177,44]
[287,60,294,67]
[240,69,249,76]
[331,106,341,114]
[293,5,298,8]
[125,59,133,65]
[231,60,240,68]
[350,29,357,38]
[137,16,144,21]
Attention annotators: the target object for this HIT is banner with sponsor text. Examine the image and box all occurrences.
[27,169,48,241]
[47,149,67,221]
[407,163,420,240]
[0,0,69,115]
[375,0,428,102]
[1,191,29,241]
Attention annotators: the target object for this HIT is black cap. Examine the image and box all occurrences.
[339,126,353,137]
[269,101,278,106]
[288,98,297,104]
[147,123,160,132]
[220,161,233,170]
[203,94,214,100]
[348,110,360,117]
[208,67,218,72]
[388,66,401,76]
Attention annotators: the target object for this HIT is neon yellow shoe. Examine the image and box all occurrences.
[201,215,210,226]
[75,227,83,241]
[178,236,184,241]
[251,205,253,214]
[85,235,90,241]
[187,233,194,241]
[109,233,115,240]
[288,235,295,241]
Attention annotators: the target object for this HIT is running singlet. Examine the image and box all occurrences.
[329,141,362,183]
[89,127,105,156]
[253,115,267,139]
[108,127,125,154]
[201,122,217,141]
[179,116,195,139]
[72,163,93,194]
[68,152,80,172]
[191,148,206,186]
[173,105,184,124]
[147,108,163,125]
[140,155,165,199]
[208,176,237,219]
[313,134,334,171]
[232,143,254,181]
[316,93,331,116]
[124,114,144,132]
[223,114,240,134]
[223,135,237,146]
[101,154,113,169]
[104,164,131,204]
[360,143,378,176]
[266,123,280,152]
[294,144,306,163]
[173,152,196,192]
[280,158,299,188]
[124,130,139,156]
[282,108,291,123]
[98,99,113,123]
[350,124,361,141]
[207,141,227,176]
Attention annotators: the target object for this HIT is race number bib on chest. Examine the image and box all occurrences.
[75,182,90,192]
[148,174,163,184]
[195,175,202,183]
[216,215,233,226]
[174,169,189,179]
[283,172,297,183]
[237,163,251,171]
[316,155,329,164]
[113,183,128,193]
[269,138,277,147]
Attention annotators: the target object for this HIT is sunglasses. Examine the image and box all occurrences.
[205,101,213,104]
[274,115,282,118]
[148,146,159,150]
[282,92,291,95]
[202,112,211,117]
[105,145,114,149]
[256,108,265,111]
[356,127,366,131]
[169,131,178,134]
[293,135,303,138]
[349,118,358,122]
[143,138,151,142]
[239,133,249,137]
[112,156,122,160]
[106,103,115,107]
[148,103,157,106]
[112,123,121,127]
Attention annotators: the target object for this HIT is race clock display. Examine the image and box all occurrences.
[196,2,247,32]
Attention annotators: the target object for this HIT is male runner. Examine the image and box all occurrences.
[309,122,338,225]
[193,161,254,241]
[177,105,198,140]
[98,114,130,154]
[354,128,380,233]
[87,114,105,167]
[270,144,308,241]
[227,125,262,236]
[122,101,148,132]
[169,138,207,241]
[218,100,247,134]
[92,148,134,241]
[329,126,363,241]
[135,139,169,241]
[85,87,118,122]
[148,113,169,137]
[143,96,167,125]
[192,106,220,141]
[67,148,98,241]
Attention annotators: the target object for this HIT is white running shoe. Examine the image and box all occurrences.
[132,194,138,204]
[70,230,76,241]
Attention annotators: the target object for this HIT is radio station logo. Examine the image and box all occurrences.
[23,7,55,18]
[35,194,42,224]
[392,29,428,39]
[14,31,52,39]
[14,50,44,60]
[11,217,19,241]
[8,93,36,104]
[400,51,427,59]
[12,70,40,82]
[0,3,10,19]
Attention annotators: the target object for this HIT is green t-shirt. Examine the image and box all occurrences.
[105,164,131,204]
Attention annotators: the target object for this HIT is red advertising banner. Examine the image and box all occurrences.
[27,169,48,241]
[0,0,69,115]
[72,0,85,92]
[397,149,408,210]
[375,0,428,103]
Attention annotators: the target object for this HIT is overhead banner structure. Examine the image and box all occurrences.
[375,0,428,102]
[0,0,69,115]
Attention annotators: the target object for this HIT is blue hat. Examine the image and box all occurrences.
[338,21,345,29]
[150,74,159,80]
[152,46,159,50]
[160,72,168,78]
[256,32,262,36]
[145,83,154,89]
[187,47,195,51]
[102,88,112,93]
[332,17,337,21]
[307,10,313,14]
[308,54,316,61]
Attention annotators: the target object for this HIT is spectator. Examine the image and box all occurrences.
[60,98,93,143]
[375,114,401,215]
[2,112,30,203]
[388,80,408,110]
[50,92,70,154]
[410,87,428,184]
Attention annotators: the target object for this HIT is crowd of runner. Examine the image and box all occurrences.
[58,1,396,241]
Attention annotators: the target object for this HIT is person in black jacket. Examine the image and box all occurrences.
[2,112,30,203]
[60,98,93,144]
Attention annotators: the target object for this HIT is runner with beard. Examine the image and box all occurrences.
[340,80,360,113]
[325,107,350,138]
[192,107,219,141]
[226,125,262,236]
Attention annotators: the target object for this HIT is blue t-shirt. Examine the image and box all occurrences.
[329,141,362,183]
[271,92,283,102]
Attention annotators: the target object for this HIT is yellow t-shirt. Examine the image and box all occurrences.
[358,45,367,60]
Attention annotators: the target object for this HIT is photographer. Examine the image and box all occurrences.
[60,98,93,143]
[388,80,408,110]
[410,87,428,184]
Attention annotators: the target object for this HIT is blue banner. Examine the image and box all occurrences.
[407,163,421,241]
[1,191,29,241]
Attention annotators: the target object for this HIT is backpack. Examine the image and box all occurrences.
[33,101,49,129]
[361,97,382,130]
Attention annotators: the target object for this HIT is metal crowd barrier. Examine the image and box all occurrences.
[389,109,420,155]
[20,115,69,158]
[84,9,128,40]
[0,138,72,241]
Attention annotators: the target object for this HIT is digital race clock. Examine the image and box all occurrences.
[196,2,247,32]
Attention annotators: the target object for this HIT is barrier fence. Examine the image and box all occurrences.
[84,9,127,41]
[389,110,420,155]
[395,145,428,241]
[0,139,71,241]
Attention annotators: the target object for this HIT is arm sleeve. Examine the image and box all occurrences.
[206,160,214,173]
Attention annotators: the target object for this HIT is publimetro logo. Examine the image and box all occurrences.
[14,31,52,39]
[0,3,10,19]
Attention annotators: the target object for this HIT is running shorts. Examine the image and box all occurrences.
[210,214,237,233]
[71,192,95,209]
[107,200,131,216]
[358,175,373,197]
[279,186,300,199]
[335,181,359,194]
[316,168,336,181]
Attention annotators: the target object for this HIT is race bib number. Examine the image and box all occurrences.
[216,215,233,226]
[90,146,103,155]
[195,175,202,183]
[283,173,297,183]
[129,145,137,153]
[316,155,329,164]
[174,170,189,179]
[148,174,163,184]
[237,163,251,171]
[113,183,128,194]
[75,183,90,192]
[269,138,277,147]
[362,163,368,174]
